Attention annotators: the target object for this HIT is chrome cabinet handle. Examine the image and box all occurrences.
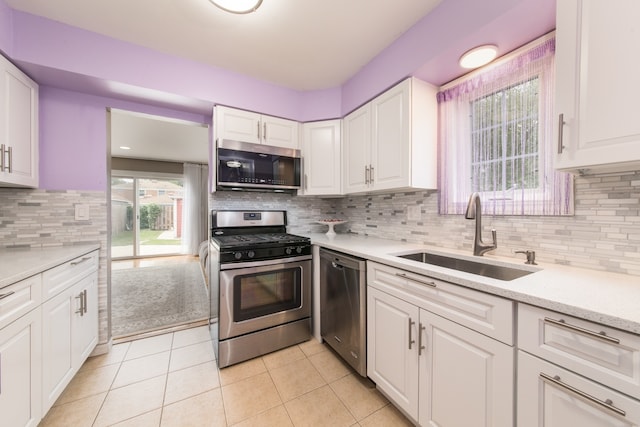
[370,165,374,183]
[418,323,426,356]
[75,292,84,315]
[540,372,626,417]
[6,146,11,173]
[544,317,620,345]
[408,318,415,349]
[0,144,4,172]
[83,289,88,314]
[557,113,566,154]
[263,123,267,140]
[257,122,261,140]
[395,272,437,288]
[70,256,91,266]
[364,165,370,184]
[0,291,15,301]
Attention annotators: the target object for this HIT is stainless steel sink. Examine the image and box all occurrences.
[397,252,535,281]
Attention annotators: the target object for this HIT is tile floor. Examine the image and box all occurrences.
[39,326,414,426]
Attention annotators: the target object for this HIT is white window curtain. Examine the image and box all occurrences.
[182,163,209,255]
[437,34,574,216]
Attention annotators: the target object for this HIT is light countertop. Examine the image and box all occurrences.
[0,244,101,289]
[306,233,640,335]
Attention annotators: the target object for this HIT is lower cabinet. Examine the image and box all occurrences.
[367,285,514,426]
[42,270,98,412]
[0,307,42,427]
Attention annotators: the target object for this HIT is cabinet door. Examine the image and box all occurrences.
[555,0,640,172]
[262,115,299,149]
[367,287,419,422]
[0,55,38,188]
[518,351,640,426]
[73,272,98,366]
[214,106,261,144]
[41,288,76,412]
[301,120,341,196]
[0,308,42,427]
[343,103,371,193]
[419,310,514,427]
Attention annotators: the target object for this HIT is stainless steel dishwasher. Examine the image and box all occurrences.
[319,247,367,376]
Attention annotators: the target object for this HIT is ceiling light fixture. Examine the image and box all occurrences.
[459,44,498,69]
[209,0,263,14]
[119,146,131,150]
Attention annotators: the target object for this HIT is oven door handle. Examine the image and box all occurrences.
[220,254,312,270]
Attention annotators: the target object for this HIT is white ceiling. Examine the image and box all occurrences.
[110,109,209,163]
[5,0,443,91]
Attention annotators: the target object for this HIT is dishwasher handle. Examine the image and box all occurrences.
[320,248,365,271]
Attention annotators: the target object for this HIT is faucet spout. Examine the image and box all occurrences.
[465,192,497,256]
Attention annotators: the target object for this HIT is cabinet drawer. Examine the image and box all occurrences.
[0,274,42,330]
[518,303,640,398]
[367,261,514,345]
[42,251,98,301]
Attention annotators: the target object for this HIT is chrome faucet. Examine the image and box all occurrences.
[465,192,497,256]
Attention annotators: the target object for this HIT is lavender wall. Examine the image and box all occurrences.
[0,0,12,55]
[39,87,210,191]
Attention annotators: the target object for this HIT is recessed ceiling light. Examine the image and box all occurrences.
[209,0,263,14]
[459,45,498,69]
[119,146,131,150]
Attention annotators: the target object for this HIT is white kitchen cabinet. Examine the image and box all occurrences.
[300,120,342,196]
[343,77,437,194]
[214,105,299,149]
[555,0,640,173]
[41,253,98,413]
[367,261,514,426]
[0,298,42,427]
[0,53,38,188]
[518,350,640,426]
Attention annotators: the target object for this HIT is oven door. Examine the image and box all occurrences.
[219,257,311,340]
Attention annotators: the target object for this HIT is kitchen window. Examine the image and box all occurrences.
[437,34,573,216]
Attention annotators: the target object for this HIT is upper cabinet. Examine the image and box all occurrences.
[300,120,342,196]
[555,0,640,174]
[0,54,38,188]
[214,105,299,149]
[343,78,437,194]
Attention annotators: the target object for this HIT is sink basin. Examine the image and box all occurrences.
[397,252,535,281]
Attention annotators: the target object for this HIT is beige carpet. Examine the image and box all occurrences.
[111,262,209,337]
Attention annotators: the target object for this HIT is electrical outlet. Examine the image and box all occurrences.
[75,204,90,221]
[407,205,421,221]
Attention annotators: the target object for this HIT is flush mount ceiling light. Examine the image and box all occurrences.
[459,44,498,69]
[119,146,131,150]
[209,0,263,14]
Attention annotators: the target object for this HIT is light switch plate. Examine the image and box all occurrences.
[407,205,421,221]
[75,204,90,221]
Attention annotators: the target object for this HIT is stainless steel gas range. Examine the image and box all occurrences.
[208,210,312,368]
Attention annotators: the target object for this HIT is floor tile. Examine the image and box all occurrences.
[125,333,174,360]
[93,375,166,427]
[308,349,352,383]
[232,405,293,427]
[40,392,106,426]
[164,360,220,405]
[269,357,326,402]
[218,357,267,386]
[285,385,355,427]
[80,341,130,372]
[55,364,119,405]
[297,338,328,357]
[110,409,162,427]
[112,351,170,389]
[172,325,211,349]
[359,404,414,426]
[221,371,282,425]
[169,340,215,372]
[160,389,226,427]
[330,374,388,421]
[261,345,306,371]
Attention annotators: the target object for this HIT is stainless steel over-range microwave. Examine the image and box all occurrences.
[216,139,301,192]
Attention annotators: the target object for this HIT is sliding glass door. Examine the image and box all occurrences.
[111,174,184,258]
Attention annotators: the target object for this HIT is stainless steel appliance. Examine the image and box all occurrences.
[319,247,367,376]
[216,139,301,192]
[209,210,311,368]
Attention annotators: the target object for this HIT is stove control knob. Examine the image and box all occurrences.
[285,247,293,255]
[234,252,242,260]
[296,246,303,254]
[247,250,256,259]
